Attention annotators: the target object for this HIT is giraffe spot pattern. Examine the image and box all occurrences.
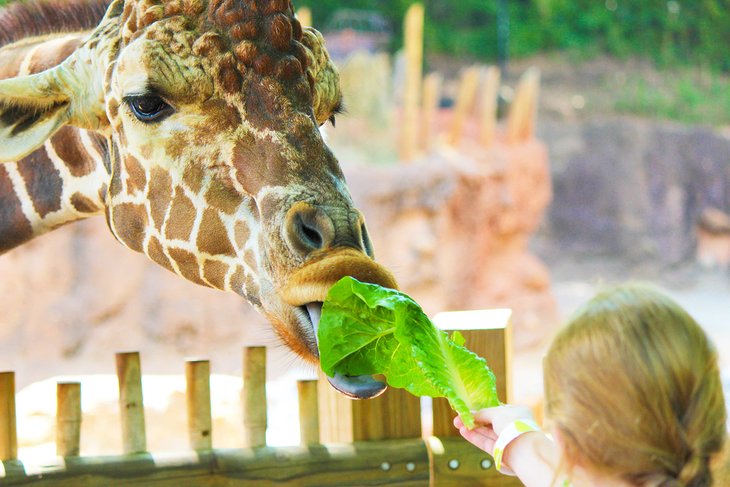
[0,42,35,79]
[51,127,96,177]
[27,36,82,74]
[0,165,33,253]
[148,167,173,231]
[146,235,175,273]
[16,147,63,218]
[165,188,196,241]
[197,208,236,257]
[205,181,242,216]
[182,163,204,195]
[229,265,247,296]
[168,247,209,287]
[111,202,147,253]
[234,221,250,250]
[203,259,229,290]
[109,141,123,197]
[70,192,100,213]
[124,154,147,194]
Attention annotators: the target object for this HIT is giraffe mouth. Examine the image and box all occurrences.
[301,302,387,400]
[281,248,397,399]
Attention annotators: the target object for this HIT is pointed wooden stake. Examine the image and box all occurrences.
[421,72,443,153]
[449,66,481,146]
[479,66,501,148]
[506,67,541,144]
[400,2,425,162]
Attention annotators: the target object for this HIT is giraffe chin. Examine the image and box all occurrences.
[278,247,397,399]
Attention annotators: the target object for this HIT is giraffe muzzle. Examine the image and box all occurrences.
[280,248,397,399]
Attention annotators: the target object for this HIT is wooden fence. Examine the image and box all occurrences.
[0,310,521,486]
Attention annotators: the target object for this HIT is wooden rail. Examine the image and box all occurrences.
[0,313,519,486]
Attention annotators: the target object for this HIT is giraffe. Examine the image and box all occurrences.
[0,0,396,398]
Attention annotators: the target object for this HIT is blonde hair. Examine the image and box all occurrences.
[544,284,727,486]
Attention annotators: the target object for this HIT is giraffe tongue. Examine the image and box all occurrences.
[305,303,387,400]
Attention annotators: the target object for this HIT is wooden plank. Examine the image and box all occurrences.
[297,380,319,445]
[430,310,513,437]
[427,436,522,486]
[0,371,17,460]
[56,382,81,457]
[185,360,212,450]
[318,371,421,443]
[0,439,429,486]
[242,347,267,448]
[116,352,147,453]
[399,2,424,162]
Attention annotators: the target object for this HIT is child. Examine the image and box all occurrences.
[455,284,727,486]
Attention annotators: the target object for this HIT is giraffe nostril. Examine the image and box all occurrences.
[285,202,335,257]
[361,222,374,258]
[297,214,324,249]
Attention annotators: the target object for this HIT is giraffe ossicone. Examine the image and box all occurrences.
[0,0,396,398]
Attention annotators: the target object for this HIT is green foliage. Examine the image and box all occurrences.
[296,0,730,70]
[318,277,500,428]
[2,0,728,71]
[614,68,730,125]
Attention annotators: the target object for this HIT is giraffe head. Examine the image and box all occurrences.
[0,0,396,392]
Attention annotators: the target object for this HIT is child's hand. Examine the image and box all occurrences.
[453,405,536,455]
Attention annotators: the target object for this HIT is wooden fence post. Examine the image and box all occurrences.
[317,373,422,444]
[479,66,501,148]
[400,2,424,162]
[242,347,267,448]
[297,380,320,445]
[116,352,147,454]
[186,359,212,451]
[428,309,518,486]
[56,382,81,457]
[0,371,17,460]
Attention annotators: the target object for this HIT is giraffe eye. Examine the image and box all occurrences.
[126,95,173,123]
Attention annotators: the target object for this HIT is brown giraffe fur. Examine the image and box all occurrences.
[0,0,396,365]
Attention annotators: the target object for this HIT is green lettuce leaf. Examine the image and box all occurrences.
[318,276,500,428]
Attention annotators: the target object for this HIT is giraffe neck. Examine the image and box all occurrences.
[0,32,110,254]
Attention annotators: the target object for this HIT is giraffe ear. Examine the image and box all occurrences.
[0,70,73,163]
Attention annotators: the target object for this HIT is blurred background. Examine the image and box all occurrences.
[0,0,728,473]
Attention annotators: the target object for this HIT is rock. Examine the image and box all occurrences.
[538,117,730,264]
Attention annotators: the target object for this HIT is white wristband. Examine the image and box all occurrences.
[492,418,541,475]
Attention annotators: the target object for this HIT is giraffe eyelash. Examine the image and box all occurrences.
[329,102,346,128]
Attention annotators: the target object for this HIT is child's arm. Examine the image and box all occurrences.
[454,406,563,487]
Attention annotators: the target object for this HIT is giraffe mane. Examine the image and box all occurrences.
[0,0,112,49]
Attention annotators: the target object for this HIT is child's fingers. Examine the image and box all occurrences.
[457,425,497,454]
